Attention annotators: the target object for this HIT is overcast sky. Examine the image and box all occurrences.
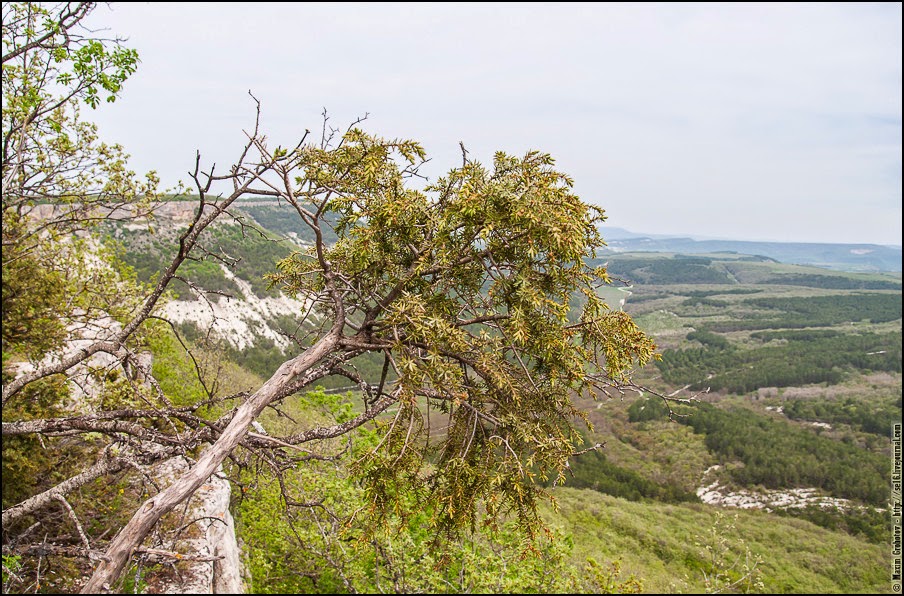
[88,3,902,246]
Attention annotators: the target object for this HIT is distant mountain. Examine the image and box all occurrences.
[598,227,902,273]
[599,226,679,241]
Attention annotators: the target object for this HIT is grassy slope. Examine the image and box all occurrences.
[543,487,888,594]
[543,253,899,592]
[239,384,891,594]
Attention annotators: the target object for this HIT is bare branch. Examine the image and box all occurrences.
[55,495,92,554]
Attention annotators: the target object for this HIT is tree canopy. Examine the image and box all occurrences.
[2,3,656,593]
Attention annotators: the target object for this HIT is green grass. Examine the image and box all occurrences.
[543,487,888,594]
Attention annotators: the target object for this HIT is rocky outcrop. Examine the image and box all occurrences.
[696,465,855,512]
[162,265,314,351]
[143,459,244,594]
[28,199,284,224]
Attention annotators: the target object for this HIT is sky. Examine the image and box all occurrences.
[88,3,902,246]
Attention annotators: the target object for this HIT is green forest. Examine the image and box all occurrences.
[656,329,901,392]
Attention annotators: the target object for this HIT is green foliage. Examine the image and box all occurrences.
[749,329,841,341]
[102,226,170,281]
[1,554,22,588]
[622,291,672,304]
[198,223,293,297]
[3,1,155,232]
[237,203,339,246]
[1,374,70,508]
[704,293,902,332]
[108,220,294,299]
[267,136,657,542]
[627,397,674,423]
[683,297,730,308]
[560,445,698,503]
[548,487,886,594]
[657,331,901,393]
[761,273,901,290]
[0,222,68,360]
[598,253,902,289]
[602,256,735,285]
[684,289,764,298]
[681,405,888,504]
[236,390,652,594]
[686,329,732,350]
[581,558,643,593]
[145,323,212,407]
[782,395,902,437]
[772,504,889,545]
[748,293,901,323]
[2,3,138,116]
[225,339,292,380]
[3,1,154,370]
[238,472,585,594]
[694,512,764,594]
[171,258,240,298]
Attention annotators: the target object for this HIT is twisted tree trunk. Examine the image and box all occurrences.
[81,333,339,593]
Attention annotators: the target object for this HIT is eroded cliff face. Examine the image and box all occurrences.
[28,199,287,223]
[28,200,218,222]
[161,265,314,352]
[107,199,315,353]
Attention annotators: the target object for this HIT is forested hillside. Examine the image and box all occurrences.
[97,207,901,591]
[3,4,899,595]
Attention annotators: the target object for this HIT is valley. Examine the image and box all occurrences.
[105,203,901,592]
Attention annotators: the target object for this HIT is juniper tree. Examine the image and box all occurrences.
[1,4,657,592]
[79,125,657,592]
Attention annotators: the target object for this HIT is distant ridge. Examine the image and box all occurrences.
[598,227,902,273]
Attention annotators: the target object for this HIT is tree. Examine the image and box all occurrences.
[2,0,154,370]
[2,4,657,593]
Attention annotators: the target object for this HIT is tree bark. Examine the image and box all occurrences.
[81,332,339,593]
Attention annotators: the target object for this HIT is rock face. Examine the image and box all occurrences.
[696,465,854,512]
[144,459,244,594]
[162,266,313,351]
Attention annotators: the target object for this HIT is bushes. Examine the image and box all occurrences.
[746,294,901,323]
[107,220,294,299]
[761,274,901,290]
[772,505,888,545]
[234,390,591,593]
[656,331,901,393]
[705,294,902,332]
[599,257,734,285]
[782,396,902,436]
[627,397,673,423]
[237,204,339,246]
[556,424,697,503]
[681,405,888,505]
[686,330,732,350]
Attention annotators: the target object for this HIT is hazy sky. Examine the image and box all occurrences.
[88,3,902,246]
